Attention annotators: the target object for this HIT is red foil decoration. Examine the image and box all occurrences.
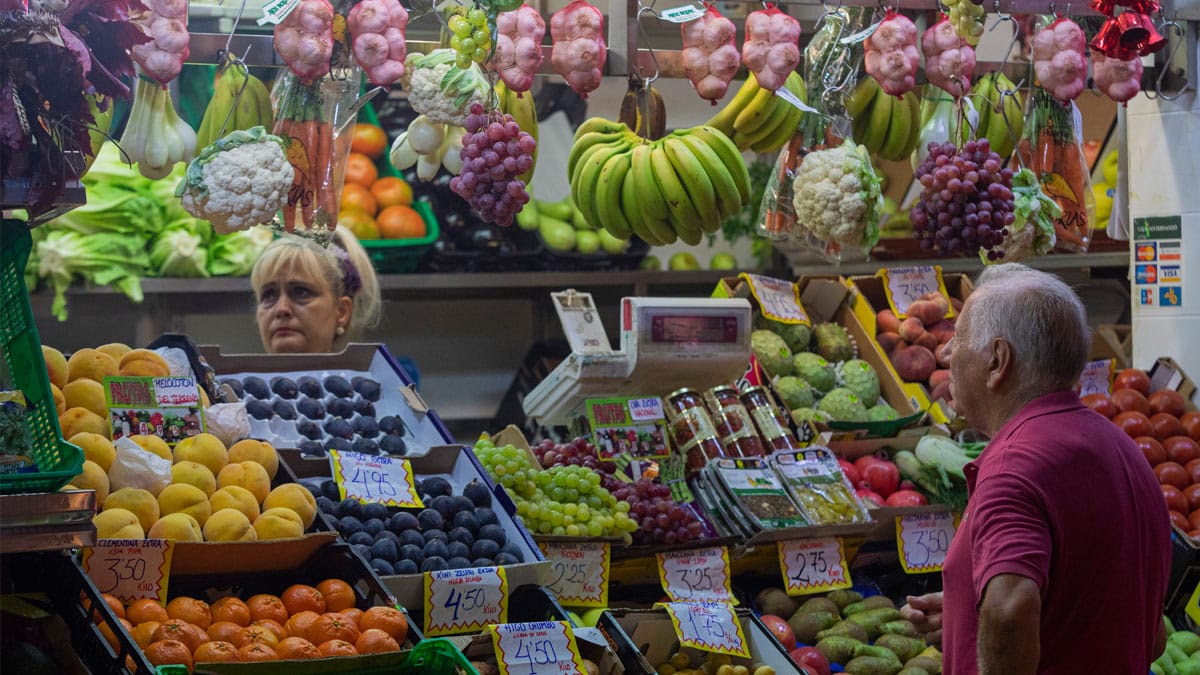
[1090,0,1118,15]
[1125,0,1161,14]
[1138,20,1168,54]
[1091,18,1140,59]
[1117,11,1151,48]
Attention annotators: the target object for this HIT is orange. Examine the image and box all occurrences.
[339,208,379,241]
[376,205,426,239]
[239,624,280,648]
[210,597,251,627]
[345,152,378,188]
[316,579,356,613]
[359,606,408,643]
[355,628,400,654]
[127,598,170,625]
[237,642,279,662]
[193,640,239,663]
[338,607,364,628]
[252,618,287,641]
[206,621,245,644]
[153,619,206,652]
[131,621,161,649]
[370,176,412,208]
[145,639,193,670]
[351,124,388,159]
[247,594,288,624]
[166,597,212,630]
[285,610,321,641]
[276,636,321,660]
[309,612,359,645]
[317,639,357,657]
[341,182,378,216]
[101,594,126,621]
[99,617,133,650]
[281,584,325,616]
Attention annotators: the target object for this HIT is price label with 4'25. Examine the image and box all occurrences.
[660,602,750,658]
[656,546,735,604]
[330,450,423,507]
[490,621,587,675]
[424,566,508,636]
[778,537,851,595]
[879,266,953,318]
[896,511,958,573]
[539,541,609,608]
[81,539,175,604]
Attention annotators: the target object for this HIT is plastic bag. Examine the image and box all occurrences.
[755,135,806,243]
[108,436,172,495]
[1015,87,1093,252]
[154,347,192,378]
[204,403,249,447]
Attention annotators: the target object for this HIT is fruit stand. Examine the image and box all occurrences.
[3,0,1200,673]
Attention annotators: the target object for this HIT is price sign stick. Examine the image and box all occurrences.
[490,621,587,675]
[656,546,736,604]
[81,539,175,604]
[778,537,852,595]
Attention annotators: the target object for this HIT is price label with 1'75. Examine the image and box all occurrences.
[659,602,750,658]
[490,621,587,675]
[778,537,851,594]
[539,541,609,608]
[656,546,735,604]
[329,450,423,507]
[881,266,951,318]
[424,566,508,636]
[896,511,958,573]
[81,539,175,604]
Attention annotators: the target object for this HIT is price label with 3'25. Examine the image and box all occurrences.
[896,511,958,573]
[330,450,423,507]
[657,546,735,604]
[879,266,953,318]
[424,566,508,635]
[539,541,609,608]
[778,537,851,595]
[660,601,750,658]
[81,539,175,604]
[490,621,587,675]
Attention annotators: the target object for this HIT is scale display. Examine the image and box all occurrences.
[650,315,740,345]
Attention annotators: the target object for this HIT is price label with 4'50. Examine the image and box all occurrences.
[778,537,851,595]
[490,621,587,675]
[539,541,609,608]
[879,266,953,318]
[81,539,175,604]
[660,602,750,658]
[424,566,508,636]
[656,546,735,604]
[330,450,422,507]
[896,511,958,573]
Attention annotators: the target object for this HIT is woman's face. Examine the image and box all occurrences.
[256,264,351,353]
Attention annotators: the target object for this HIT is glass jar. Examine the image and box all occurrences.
[704,385,767,458]
[740,386,801,452]
[666,388,726,474]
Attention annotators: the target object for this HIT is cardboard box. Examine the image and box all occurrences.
[1149,357,1199,410]
[1090,324,1132,370]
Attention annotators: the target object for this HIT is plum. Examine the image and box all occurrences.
[271,399,297,420]
[420,556,449,572]
[380,436,407,455]
[448,557,474,569]
[372,559,395,575]
[242,376,270,400]
[422,539,449,560]
[352,437,380,456]
[353,416,380,438]
[297,398,326,420]
[416,509,444,531]
[353,399,376,417]
[297,375,323,398]
[316,496,336,514]
[297,419,323,440]
[422,529,448,544]
[325,418,354,439]
[472,558,495,568]
[463,481,492,508]
[446,541,471,560]
[270,376,299,399]
[388,512,420,534]
[378,416,406,436]
[353,377,382,402]
[479,523,507,545]
[363,502,389,521]
[323,375,353,397]
[429,495,456,520]
[321,479,340,501]
[399,544,425,565]
[375,530,400,545]
[221,378,244,398]
[447,527,475,548]
[327,437,353,453]
[299,440,326,457]
[495,552,521,565]
[371,538,399,562]
[246,399,274,420]
[399,530,425,548]
[474,507,499,527]
[499,542,525,563]
[419,477,453,499]
[348,531,374,546]
[451,510,480,535]
[393,559,419,574]
[449,495,475,515]
[470,539,500,560]
[328,398,356,420]
[337,498,364,520]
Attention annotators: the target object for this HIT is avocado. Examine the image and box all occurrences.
[844,655,902,675]
[815,635,862,664]
[874,634,926,663]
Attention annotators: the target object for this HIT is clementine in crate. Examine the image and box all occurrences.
[345,153,379,187]
[239,623,280,648]
[316,579,356,613]
[237,642,279,661]
[100,593,125,622]
[193,640,239,663]
[247,594,289,624]
[359,605,408,643]
[166,597,212,630]
[355,627,401,654]
[370,176,412,208]
[276,636,321,659]
[285,610,321,641]
[339,208,380,241]
[145,639,193,670]
[310,611,359,645]
[377,204,426,239]
[341,183,378,216]
[317,639,358,657]
[252,618,287,640]
[206,621,244,644]
[281,584,325,615]
[132,621,161,649]
[153,619,206,652]
[338,607,364,628]
[210,596,251,626]
[98,617,132,649]
[127,598,169,625]
[351,124,388,159]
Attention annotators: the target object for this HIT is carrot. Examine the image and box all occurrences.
[315,121,335,224]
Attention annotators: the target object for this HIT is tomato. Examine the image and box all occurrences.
[1148,390,1188,418]
[1134,436,1167,466]
[350,124,388,159]
[760,615,795,651]
[1184,483,1200,511]
[1181,412,1200,442]
[853,454,884,477]
[1114,368,1151,394]
[856,487,884,507]
[1082,393,1118,419]
[1151,413,1183,441]
[1113,411,1153,439]
[1111,388,1150,415]
[340,183,378,216]
[1155,461,1190,490]
[1186,458,1200,485]
[1166,436,1200,465]
[376,205,426,239]
[1190,509,1200,531]
[1163,485,1189,514]
[838,458,861,486]
[884,489,928,507]
[862,460,901,498]
[789,646,832,675]
[370,176,413,209]
[1170,510,1190,532]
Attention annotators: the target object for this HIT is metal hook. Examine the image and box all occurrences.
[998,78,1027,170]
[217,44,254,139]
[1154,16,1187,101]
[635,5,661,85]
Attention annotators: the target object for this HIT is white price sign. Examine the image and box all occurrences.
[152,377,200,406]
[256,0,301,25]
[330,450,423,507]
[1077,359,1116,398]
[744,274,809,324]
[81,539,175,603]
[490,621,587,675]
[896,511,957,573]
[778,537,851,595]
[424,566,508,635]
[539,541,609,608]
[661,602,750,658]
[880,266,952,318]
[656,546,735,604]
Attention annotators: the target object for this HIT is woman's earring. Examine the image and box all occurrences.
[336,326,345,336]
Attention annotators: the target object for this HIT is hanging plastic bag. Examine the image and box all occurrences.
[755,134,806,243]
[1015,86,1093,252]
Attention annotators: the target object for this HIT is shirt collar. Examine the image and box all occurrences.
[963,389,1084,493]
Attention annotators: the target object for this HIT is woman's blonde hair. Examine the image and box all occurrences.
[251,228,381,349]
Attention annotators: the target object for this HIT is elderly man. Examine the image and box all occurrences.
[900,263,1171,674]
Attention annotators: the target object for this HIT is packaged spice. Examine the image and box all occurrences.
[740,386,801,452]
[704,385,767,458]
[710,457,808,530]
[770,447,870,525]
[666,388,726,475]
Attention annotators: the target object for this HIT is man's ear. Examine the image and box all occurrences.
[986,338,1015,391]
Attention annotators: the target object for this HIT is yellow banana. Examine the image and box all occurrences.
[878,90,913,161]
[622,168,671,245]
[676,131,742,220]
[630,144,671,222]
[732,86,778,136]
[568,129,633,181]
[741,92,794,149]
[649,142,703,238]
[663,136,720,234]
[861,86,894,155]
[706,74,761,136]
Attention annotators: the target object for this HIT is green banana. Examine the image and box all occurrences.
[861,86,894,155]
[648,142,703,237]
[878,90,913,161]
[846,77,879,119]
[568,130,631,183]
[594,151,634,239]
[675,131,742,220]
[685,125,750,204]
[970,72,995,142]
[732,86,778,136]
[663,136,720,234]
[499,81,539,184]
[904,89,923,160]
[706,74,761,136]
[622,168,670,245]
[572,140,631,233]
[630,144,671,222]
[575,116,631,138]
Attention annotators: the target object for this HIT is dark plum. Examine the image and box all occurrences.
[447,527,474,548]
[299,440,326,457]
[399,544,425,565]
[420,557,448,572]
[470,539,500,560]
[378,416,406,436]
[327,437,354,453]
[336,498,364,520]
[270,376,299,399]
[353,416,379,438]
[450,511,480,535]
[416,509,444,531]
[422,539,449,560]
[363,502,389,521]
[338,515,364,536]
[297,376,323,398]
[429,495,456,521]
[479,524,507,545]
[422,529,448,544]
[316,496,336,514]
[474,507,499,527]
[394,559,419,574]
[499,542,525,563]
[246,399,273,420]
[374,530,400,545]
[351,543,372,560]
[388,512,420,534]
[327,398,356,420]
[363,518,385,537]
[446,541,471,560]
[449,496,475,515]
[321,480,340,501]
[297,419,323,440]
[463,481,492,508]
[371,559,395,575]
[495,552,520,565]
[472,558,495,568]
[447,557,474,569]
[348,531,374,547]
[371,538,399,563]
[220,378,244,398]
[325,418,354,439]
[270,399,296,420]
[323,375,353,398]
[353,399,376,418]
[379,436,407,455]
[352,438,380,456]
[399,530,425,548]
[242,376,270,400]
[353,377,382,402]
[418,477,453,499]
[297,398,326,420]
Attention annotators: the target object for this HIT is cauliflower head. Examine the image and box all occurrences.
[402,49,490,126]
[177,126,294,234]
[792,140,884,251]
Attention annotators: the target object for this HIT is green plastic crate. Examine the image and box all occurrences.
[0,220,83,494]
[398,638,479,675]
[359,200,440,273]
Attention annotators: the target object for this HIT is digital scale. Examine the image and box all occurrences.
[522,293,753,425]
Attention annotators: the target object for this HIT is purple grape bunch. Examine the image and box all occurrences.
[910,139,1016,260]
[450,103,536,227]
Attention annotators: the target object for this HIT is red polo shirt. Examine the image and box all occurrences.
[941,390,1171,674]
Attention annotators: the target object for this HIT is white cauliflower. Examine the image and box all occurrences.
[984,167,1058,263]
[791,140,884,251]
[176,126,294,234]
[401,49,490,126]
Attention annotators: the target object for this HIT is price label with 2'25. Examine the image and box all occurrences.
[660,601,750,658]
[424,566,508,636]
[490,621,587,675]
[896,511,958,573]
[880,266,953,318]
[778,537,851,595]
[81,539,175,604]
[539,541,609,608]
[330,450,423,507]
[656,546,735,604]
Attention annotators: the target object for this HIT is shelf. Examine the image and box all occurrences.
[1,177,87,226]
[0,490,97,554]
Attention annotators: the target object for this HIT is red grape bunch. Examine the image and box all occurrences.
[450,103,535,226]
[909,139,1016,260]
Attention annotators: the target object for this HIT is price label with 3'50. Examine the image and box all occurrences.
[424,566,508,636]
[879,266,953,319]
[660,602,750,658]
[490,621,587,675]
[778,537,851,595]
[539,541,609,608]
[81,539,175,604]
[896,511,958,573]
[656,546,735,604]
[330,450,423,507]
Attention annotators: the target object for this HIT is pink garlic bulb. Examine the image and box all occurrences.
[1092,50,1143,104]
[1032,17,1087,103]
[865,11,920,97]
[681,5,741,103]
[741,5,801,92]
[550,0,606,99]
[348,0,409,86]
[130,0,190,84]
[921,18,975,98]
[495,3,546,93]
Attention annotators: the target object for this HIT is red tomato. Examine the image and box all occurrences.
[1189,509,1200,531]
[1113,411,1154,439]
[1114,368,1151,394]
[1149,390,1188,418]
[1184,483,1200,511]
[1155,461,1190,490]
[1165,436,1200,465]
[1111,389,1150,415]
[1186,458,1200,485]
[838,458,861,486]
[760,615,796,651]
[856,487,884,507]
[1162,485,1189,514]
[1151,413,1184,441]
[1082,393,1118,419]
[1170,510,1190,532]
[1181,412,1200,442]
[789,646,832,675]
[885,489,929,507]
[862,460,901,498]
[1135,436,1167,466]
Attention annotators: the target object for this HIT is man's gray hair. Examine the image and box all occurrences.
[966,263,1091,388]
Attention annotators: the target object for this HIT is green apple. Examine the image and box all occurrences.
[597,229,630,255]
[576,230,600,255]
[640,255,662,270]
[710,253,738,270]
[580,608,607,627]
[540,217,577,252]
[669,252,701,270]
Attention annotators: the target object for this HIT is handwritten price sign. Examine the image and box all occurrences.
[778,538,851,595]
[660,602,749,658]
[745,274,809,324]
[539,541,609,608]
[81,539,175,603]
[490,621,587,675]
[424,566,508,636]
[896,511,957,573]
[1077,359,1116,398]
[330,450,422,507]
[880,266,953,318]
[657,546,735,604]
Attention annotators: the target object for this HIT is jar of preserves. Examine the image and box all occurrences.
[704,385,766,458]
[666,388,726,474]
[740,386,801,452]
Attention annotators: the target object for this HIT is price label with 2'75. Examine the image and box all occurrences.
[656,546,735,604]
[329,450,423,507]
[660,601,750,658]
[424,566,508,636]
[880,266,953,318]
[81,539,175,604]
[539,541,609,608]
[490,621,587,675]
[896,511,958,573]
[778,537,851,595]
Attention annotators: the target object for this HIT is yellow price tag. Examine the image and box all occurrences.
[878,266,955,319]
[778,538,852,595]
[424,566,508,636]
[330,450,423,507]
[490,621,587,675]
[657,546,736,604]
[659,602,750,658]
[538,541,610,608]
[81,539,175,604]
[743,274,810,324]
[895,512,958,574]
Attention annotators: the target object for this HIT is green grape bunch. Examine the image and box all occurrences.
[448,7,495,68]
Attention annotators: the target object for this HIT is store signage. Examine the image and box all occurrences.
[657,546,735,604]
[658,4,706,23]
[104,376,205,445]
[585,397,671,460]
[778,537,851,594]
[895,511,958,573]
[490,621,587,675]
[539,541,610,608]
[424,566,508,636]
[257,0,301,25]
[742,274,809,324]
[878,266,954,319]
[329,450,422,507]
[660,601,750,658]
[81,539,174,604]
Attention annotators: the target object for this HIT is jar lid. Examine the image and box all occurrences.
[739,385,769,398]
[667,387,699,401]
[707,384,738,395]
